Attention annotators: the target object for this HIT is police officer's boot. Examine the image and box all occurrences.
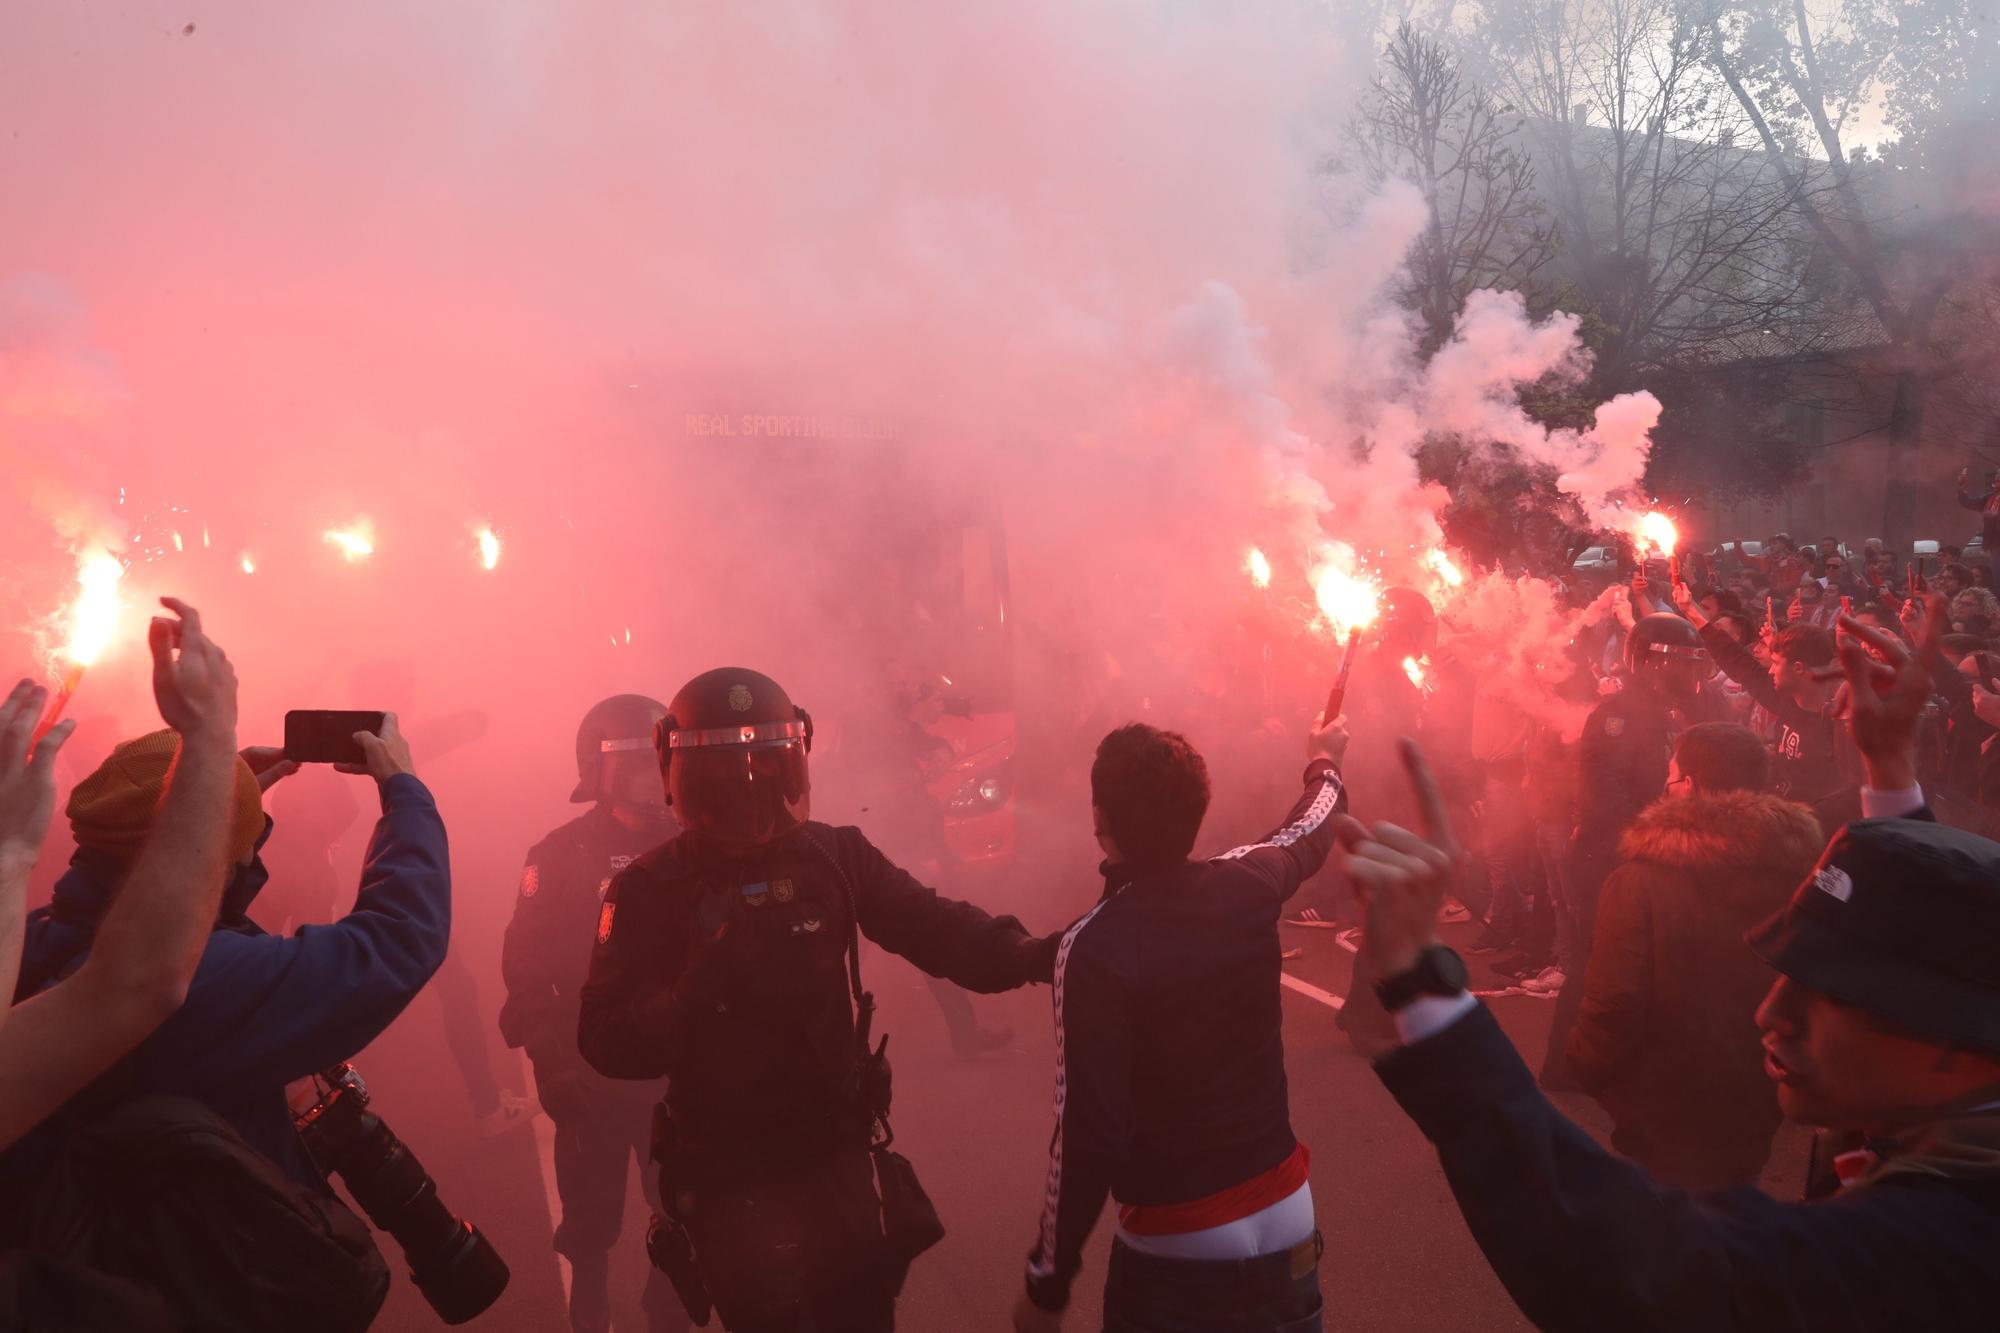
[567,1250,613,1333]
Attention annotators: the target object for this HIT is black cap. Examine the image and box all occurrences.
[1746,818,2000,1054]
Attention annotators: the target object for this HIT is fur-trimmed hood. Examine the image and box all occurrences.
[1618,790,1825,875]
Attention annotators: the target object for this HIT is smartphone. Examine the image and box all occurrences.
[284,710,387,765]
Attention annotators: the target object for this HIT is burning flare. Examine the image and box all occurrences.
[61,548,126,670]
[1633,511,1679,559]
[1423,548,1464,589]
[476,526,502,571]
[1245,547,1272,590]
[1402,655,1431,692]
[1313,562,1382,639]
[240,553,257,575]
[324,521,375,563]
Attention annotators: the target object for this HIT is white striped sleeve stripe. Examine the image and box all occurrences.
[1030,895,1116,1277]
[1210,769,1344,862]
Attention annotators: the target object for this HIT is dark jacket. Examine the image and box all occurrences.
[1024,760,1345,1312]
[577,820,1052,1146]
[1568,790,1823,1188]
[499,803,677,1080]
[1573,680,1679,884]
[4,774,450,1187]
[1380,1002,2000,1333]
[1700,622,1850,803]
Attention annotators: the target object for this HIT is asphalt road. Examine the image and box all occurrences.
[351,913,1810,1333]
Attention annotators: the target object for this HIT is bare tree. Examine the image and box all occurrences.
[1343,23,1557,352]
[1461,0,1823,392]
[1701,0,1997,542]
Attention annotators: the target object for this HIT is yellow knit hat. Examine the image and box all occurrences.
[67,730,266,866]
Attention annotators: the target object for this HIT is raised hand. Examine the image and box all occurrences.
[335,712,416,783]
[1834,605,1937,793]
[0,681,75,867]
[238,746,300,793]
[149,598,238,748]
[1338,739,1460,978]
[1307,711,1350,767]
[1670,577,1702,625]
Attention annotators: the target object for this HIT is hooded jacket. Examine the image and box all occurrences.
[2,774,450,1189]
[1567,788,1824,1188]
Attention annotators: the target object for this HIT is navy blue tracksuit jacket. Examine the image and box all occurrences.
[1025,759,1345,1310]
[1380,1001,2000,1331]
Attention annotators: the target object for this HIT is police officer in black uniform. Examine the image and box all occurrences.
[1540,612,1708,1089]
[577,668,1056,1332]
[501,694,687,1333]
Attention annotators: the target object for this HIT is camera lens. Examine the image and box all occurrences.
[298,1070,510,1324]
[412,1220,511,1325]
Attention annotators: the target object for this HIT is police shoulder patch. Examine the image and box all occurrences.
[598,901,616,944]
[520,864,540,898]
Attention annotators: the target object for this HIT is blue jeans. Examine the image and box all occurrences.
[1102,1236,1323,1333]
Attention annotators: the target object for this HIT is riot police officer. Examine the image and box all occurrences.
[577,668,1056,1332]
[501,694,686,1333]
[1541,612,1708,1089]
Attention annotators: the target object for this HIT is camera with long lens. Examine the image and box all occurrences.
[295,1064,510,1324]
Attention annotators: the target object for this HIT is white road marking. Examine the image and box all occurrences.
[1280,971,1345,1011]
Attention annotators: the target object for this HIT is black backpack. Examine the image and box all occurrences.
[16,1094,389,1333]
[0,1249,178,1332]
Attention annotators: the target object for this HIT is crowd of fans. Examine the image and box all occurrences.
[1454,527,2000,1010]
[2,520,1998,1333]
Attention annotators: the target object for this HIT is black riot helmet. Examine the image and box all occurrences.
[1377,586,1438,655]
[1626,613,1708,704]
[657,668,814,845]
[571,694,669,803]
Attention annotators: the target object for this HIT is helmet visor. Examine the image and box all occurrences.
[671,739,810,843]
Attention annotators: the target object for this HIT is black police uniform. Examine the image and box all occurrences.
[1571,678,1682,892]
[1539,676,1685,1088]
[500,802,683,1332]
[577,819,1056,1332]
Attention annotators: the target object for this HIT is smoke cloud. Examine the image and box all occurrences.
[0,2,1662,928]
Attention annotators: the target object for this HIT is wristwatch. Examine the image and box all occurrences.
[1374,945,1468,1012]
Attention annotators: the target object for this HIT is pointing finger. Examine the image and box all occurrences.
[1399,739,1457,857]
